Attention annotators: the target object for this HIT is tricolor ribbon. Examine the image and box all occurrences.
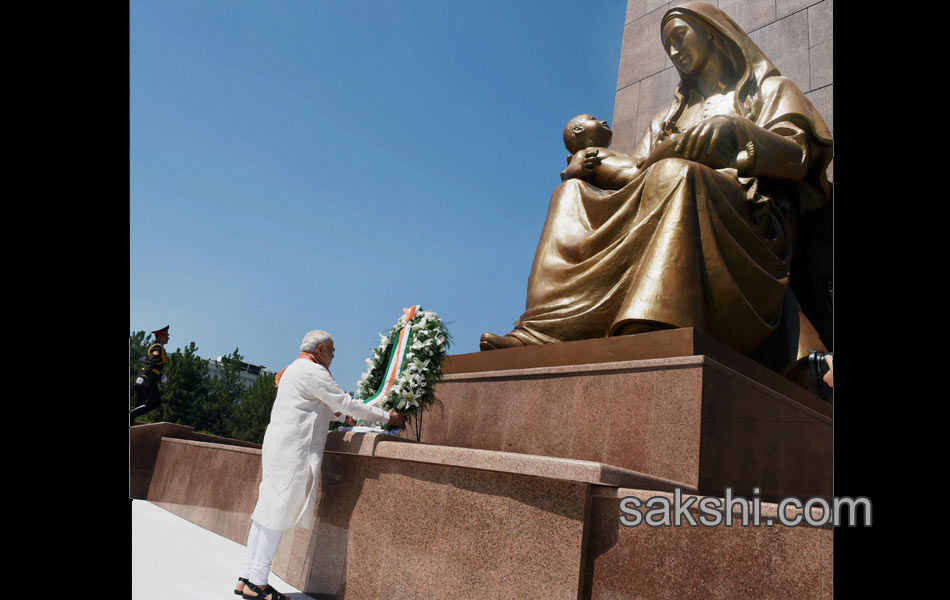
[357,305,420,425]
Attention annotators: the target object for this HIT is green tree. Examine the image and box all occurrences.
[230,372,278,443]
[128,334,277,440]
[202,348,247,437]
[160,341,212,426]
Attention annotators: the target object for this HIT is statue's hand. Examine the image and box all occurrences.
[581,149,603,173]
[561,160,584,181]
[562,149,604,182]
[583,149,604,173]
[674,115,742,168]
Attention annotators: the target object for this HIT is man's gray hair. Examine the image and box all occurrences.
[301,330,333,353]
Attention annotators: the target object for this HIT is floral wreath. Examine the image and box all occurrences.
[355,305,450,437]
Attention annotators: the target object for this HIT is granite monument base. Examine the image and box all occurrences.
[139,428,832,599]
[584,487,832,599]
[403,330,833,502]
[129,421,261,501]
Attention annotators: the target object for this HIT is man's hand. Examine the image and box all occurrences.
[387,410,406,428]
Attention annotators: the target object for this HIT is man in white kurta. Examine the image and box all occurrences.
[236,330,404,600]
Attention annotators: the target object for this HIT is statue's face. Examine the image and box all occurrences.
[662,17,712,77]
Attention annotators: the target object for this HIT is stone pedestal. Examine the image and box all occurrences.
[145,436,263,545]
[139,429,832,599]
[402,330,832,501]
[584,487,832,599]
[130,422,260,501]
[133,327,834,599]
[274,433,691,600]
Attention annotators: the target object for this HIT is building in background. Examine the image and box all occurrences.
[207,356,270,387]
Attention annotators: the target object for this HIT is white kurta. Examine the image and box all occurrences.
[250,358,390,531]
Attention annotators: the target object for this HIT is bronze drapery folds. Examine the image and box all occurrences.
[481,1,833,375]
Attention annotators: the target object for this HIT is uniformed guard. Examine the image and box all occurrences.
[130,325,170,425]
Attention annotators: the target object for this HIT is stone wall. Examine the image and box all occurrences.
[140,430,833,599]
[129,422,262,500]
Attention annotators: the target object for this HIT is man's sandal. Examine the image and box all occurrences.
[242,581,289,600]
[234,577,249,595]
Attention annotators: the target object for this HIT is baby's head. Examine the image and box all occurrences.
[563,114,612,154]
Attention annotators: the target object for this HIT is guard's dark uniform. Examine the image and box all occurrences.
[130,327,169,425]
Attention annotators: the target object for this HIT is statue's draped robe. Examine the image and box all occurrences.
[508,2,832,373]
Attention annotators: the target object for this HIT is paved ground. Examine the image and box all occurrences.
[132,499,310,599]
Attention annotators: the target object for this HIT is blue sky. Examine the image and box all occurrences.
[130,0,628,390]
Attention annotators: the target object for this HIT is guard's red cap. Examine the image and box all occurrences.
[151,325,170,336]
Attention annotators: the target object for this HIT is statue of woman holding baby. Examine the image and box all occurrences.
[481,1,832,375]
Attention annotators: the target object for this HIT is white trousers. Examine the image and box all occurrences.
[240,520,284,586]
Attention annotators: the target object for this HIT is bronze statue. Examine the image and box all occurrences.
[481,1,832,375]
[560,114,625,189]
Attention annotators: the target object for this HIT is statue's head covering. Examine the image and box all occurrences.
[661,1,832,210]
[661,2,776,119]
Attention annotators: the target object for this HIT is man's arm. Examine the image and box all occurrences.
[310,368,402,425]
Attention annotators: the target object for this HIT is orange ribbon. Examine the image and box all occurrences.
[274,351,319,387]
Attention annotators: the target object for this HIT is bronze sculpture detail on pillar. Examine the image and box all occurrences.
[481,1,833,376]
